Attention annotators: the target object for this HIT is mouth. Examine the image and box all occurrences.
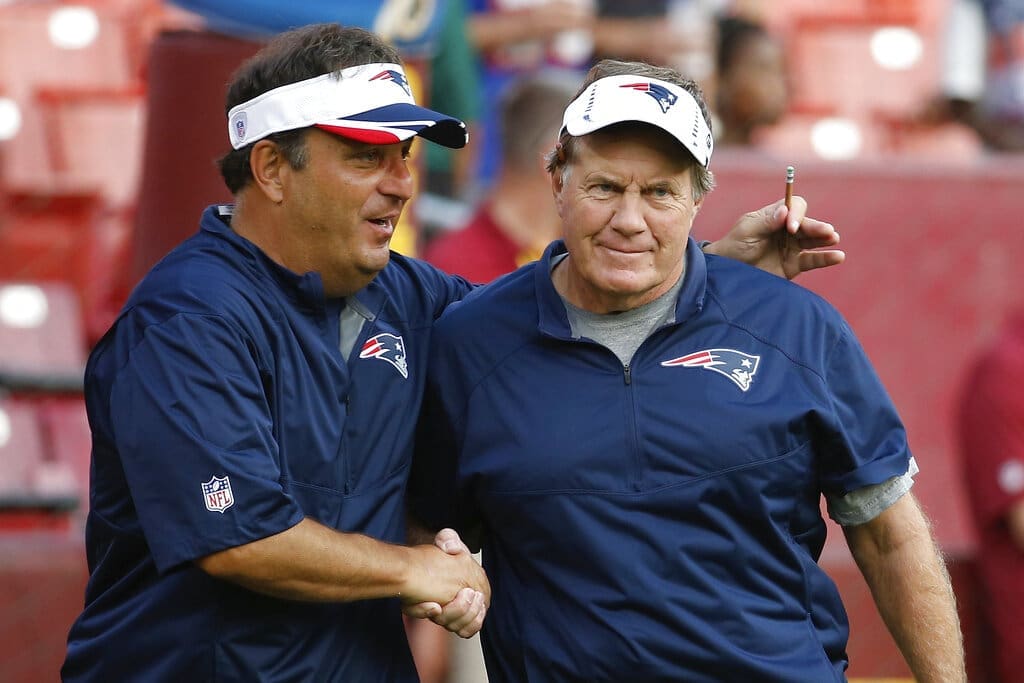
[367,216,396,237]
[597,243,649,256]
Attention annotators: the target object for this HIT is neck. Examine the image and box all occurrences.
[552,255,685,315]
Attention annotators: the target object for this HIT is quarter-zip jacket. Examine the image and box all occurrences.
[63,205,472,682]
[412,239,912,683]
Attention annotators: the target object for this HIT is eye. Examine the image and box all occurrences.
[650,186,672,199]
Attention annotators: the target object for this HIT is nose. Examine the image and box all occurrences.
[379,152,414,201]
[608,189,647,235]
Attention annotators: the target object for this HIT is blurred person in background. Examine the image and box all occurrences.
[958,311,1024,683]
[423,0,483,202]
[922,0,1024,150]
[423,72,579,282]
[466,0,722,192]
[465,0,595,191]
[412,59,965,683]
[713,14,788,147]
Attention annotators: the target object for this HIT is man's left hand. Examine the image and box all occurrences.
[704,195,845,280]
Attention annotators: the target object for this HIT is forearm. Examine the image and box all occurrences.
[844,494,966,682]
[197,517,414,602]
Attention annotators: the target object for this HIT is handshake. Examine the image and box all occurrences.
[400,528,490,638]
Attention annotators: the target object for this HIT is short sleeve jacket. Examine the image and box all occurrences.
[412,239,913,683]
[63,205,472,682]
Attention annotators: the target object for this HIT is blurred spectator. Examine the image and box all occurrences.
[593,0,718,79]
[465,0,594,190]
[423,72,577,282]
[424,0,483,201]
[958,311,1024,683]
[714,14,787,147]
[924,0,1024,150]
[465,0,723,191]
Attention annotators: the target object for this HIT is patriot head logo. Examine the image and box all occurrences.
[370,69,411,96]
[661,348,760,392]
[360,332,408,379]
[621,81,678,114]
[201,475,234,513]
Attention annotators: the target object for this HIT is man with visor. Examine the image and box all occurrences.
[412,60,966,682]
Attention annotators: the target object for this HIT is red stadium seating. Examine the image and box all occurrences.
[0,280,86,391]
[37,397,92,520]
[0,397,78,529]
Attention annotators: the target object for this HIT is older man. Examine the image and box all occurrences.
[412,59,966,682]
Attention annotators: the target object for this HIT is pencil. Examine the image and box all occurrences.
[785,165,795,212]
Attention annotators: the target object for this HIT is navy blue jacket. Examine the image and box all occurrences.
[412,239,912,682]
[63,205,471,682]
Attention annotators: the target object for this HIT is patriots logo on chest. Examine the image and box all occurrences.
[661,348,760,391]
[360,332,408,379]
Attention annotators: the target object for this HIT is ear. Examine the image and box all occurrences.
[248,139,287,204]
[550,166,567,218]
[693,192,704,213]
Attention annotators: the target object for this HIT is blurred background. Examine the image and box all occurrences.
[1,1,1022,681]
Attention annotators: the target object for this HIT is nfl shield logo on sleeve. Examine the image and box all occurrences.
[201,475,234,513]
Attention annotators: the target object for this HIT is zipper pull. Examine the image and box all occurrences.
[623,363,632,385]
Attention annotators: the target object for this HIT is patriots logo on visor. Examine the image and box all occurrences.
[621,82,678,114]
[360,332,408,379]
[661,348,760,392]
[370,69,411,97]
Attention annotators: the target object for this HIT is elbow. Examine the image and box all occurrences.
[195,545,250,581]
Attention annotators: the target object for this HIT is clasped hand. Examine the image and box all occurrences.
[401,528,490,638]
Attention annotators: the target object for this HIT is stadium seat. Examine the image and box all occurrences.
[0,191,130,345]
[792,23,938,116]
[37,397,92,519]
[0,1,142,100]
[0,280,86,391]
[0,396,78,528]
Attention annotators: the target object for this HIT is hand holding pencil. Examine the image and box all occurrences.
[703,165,845,280]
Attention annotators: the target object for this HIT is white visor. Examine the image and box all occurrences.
[227,62,467,149]
[560,74,713,167]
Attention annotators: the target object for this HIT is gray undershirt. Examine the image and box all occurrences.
[556,255,684,366]
[550,254,916,524]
